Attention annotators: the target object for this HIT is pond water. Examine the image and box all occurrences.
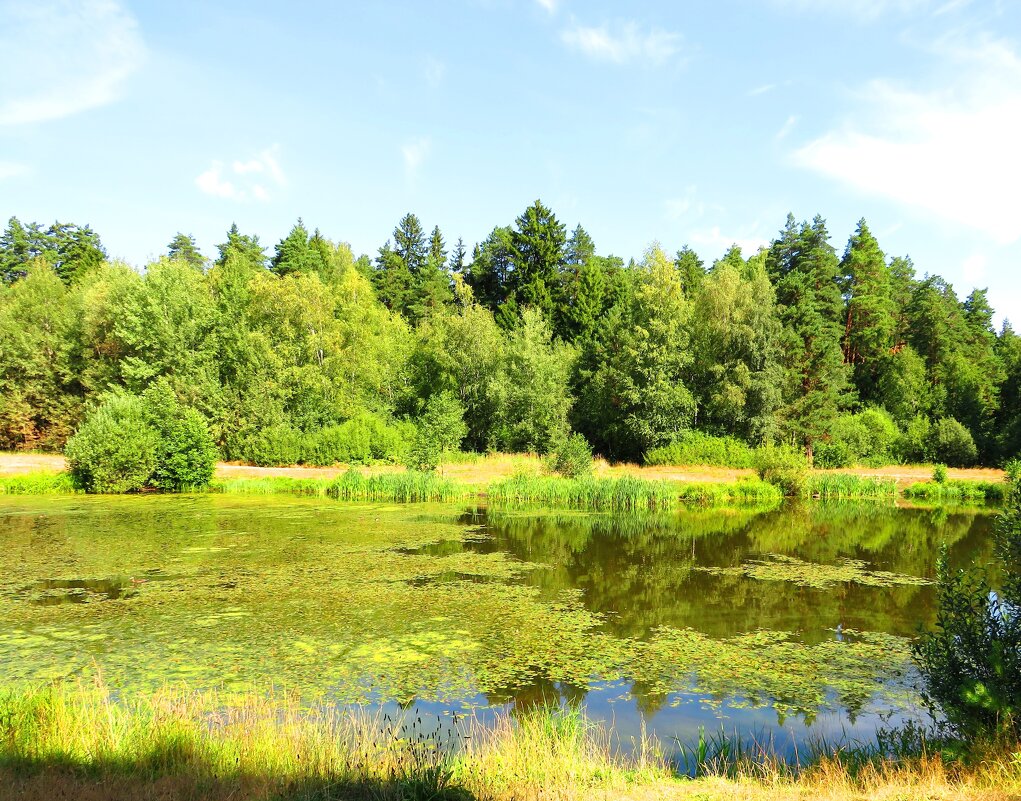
[0,495,996,755]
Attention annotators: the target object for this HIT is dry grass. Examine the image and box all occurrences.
[1,684,1019,801]
[0,452,1004,490]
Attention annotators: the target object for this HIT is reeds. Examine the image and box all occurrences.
[902,479,1007,503]
[325,469,472,503]
[487,474,676,511]
[0,472,81,494]
[806,474,898,500]
[675,479,783,507]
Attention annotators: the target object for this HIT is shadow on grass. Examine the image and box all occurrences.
[0,754,478,801]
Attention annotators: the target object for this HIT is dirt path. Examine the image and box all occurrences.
[1,451,1004,486]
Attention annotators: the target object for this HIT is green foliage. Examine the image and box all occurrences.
[931,417,979,467]
[754,446,809,497]
[645,431,757,468]
[902,480,1006,503]
[304,414,413,466]
[674,479,782,506]
[815,408,900,468]
[546,432,594,478]
[140,380,218,490]
[326,468,468,502]
[243,423,306,467]
[406,391,467,472]
[913,512,1021,740]
[933,463,949,484]
[64,394,159,493]
[0,471,82,494]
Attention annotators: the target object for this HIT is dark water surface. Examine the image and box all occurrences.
[0,494,996,754]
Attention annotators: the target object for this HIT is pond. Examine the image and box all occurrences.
[0,494,996,756]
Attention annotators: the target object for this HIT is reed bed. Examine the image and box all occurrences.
[0,472,82,494]
[487,474,677,511]
[805,474,898,500]
[675,479,783,507]
[325,469,473,503]
[902,479,1007,503]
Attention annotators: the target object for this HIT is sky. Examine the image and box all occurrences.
[1,0,1019,325]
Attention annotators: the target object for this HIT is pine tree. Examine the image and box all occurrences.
[167,233,206,270]
[215,223,266,271]
[393,213,427,276]
[271,219,313,276]
[766,213,849,461]
[510,199,566,322]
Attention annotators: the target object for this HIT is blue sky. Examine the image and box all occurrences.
[1,0,1019,324]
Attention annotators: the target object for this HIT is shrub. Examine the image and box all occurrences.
[932,463,948,484]
[140,381,217,490]
[547,432,593,478]
[305,414,413,466]
[817,408,900,468]
[644,431,756,468]
[406,392,467,472]
[930,418,978,467]
[65,394,159,493]
[897,415,932,463]
[244,424,305,467]
[814,439,853,469]
[913,471,1021,742]
[755,446,808,497]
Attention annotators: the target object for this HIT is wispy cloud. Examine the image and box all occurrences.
[748,83,777,96]
[534,0,557,14]
[771,0,932,20]
[0,162,30,180]
[689,225,770,257]
[775,114,799,140]
[0,0,145,126]
[793,33,1021,243]
[195,146,286,202]
[402,138,431,176]
[560,20,683,66]
[664,186,706,221]
[424,56,445,89]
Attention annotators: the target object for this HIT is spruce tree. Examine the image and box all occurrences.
[167,233,206,270]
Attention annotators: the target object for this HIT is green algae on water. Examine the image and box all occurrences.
[696,553,931,589]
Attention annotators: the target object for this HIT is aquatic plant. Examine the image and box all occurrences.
[326,469,471,502]
[0,472,81,495]
[487,474,676,511]
[675,479,782,507]
[696,554,930,589]
[805,474,898,500]
[902,480,1006,503]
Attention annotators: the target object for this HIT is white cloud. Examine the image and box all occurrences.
[664,186,706,221]
[771,0,932,20]
[0,0,145,126]
[560,20,682,66]
[424,56,445,89]
[689,225,769,257]
[195,146,285,202]
[535,0,557,13]
[0,162,30,180]
[793,34,1021,244]
[402,138,431,175]
[775,114,799,140]
[748,83,777,96]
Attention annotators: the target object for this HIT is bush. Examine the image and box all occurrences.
[547,432,593,478]
[406,392,467,472]
[932,463,948,484]
[305,414,413,466]
[817,408,900,468]
[65,394,159,493]
[913,471,1021,742]
[244,424,305,467]
[141,381,217,490]
[897,415,932,463]
[931,418,978,467]
[644,431,756,468]
[755,446,808,496]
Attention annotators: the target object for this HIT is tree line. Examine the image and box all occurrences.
[1,202,1018,468]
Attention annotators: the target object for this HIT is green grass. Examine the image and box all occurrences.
[805,474,898,500]
[645,432,757,468]
[675,478,782,506]
[325,469,472,503]
[0,472,82,495]
[487,474,676,511]
[902,479,1007,503]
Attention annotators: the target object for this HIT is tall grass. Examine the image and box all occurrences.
[487,474,676,511]
[0,472,82,495]
[0,684,669,801]
[675,479,782,507]
[806,474,898,500]
[902,479,1007,503]
[325,469,472,503]
[1,684,1019,801]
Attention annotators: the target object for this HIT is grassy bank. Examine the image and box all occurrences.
[1,685,1018,801]
[1,467,1006,509]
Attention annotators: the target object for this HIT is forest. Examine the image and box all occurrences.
[1,201,1019,469]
